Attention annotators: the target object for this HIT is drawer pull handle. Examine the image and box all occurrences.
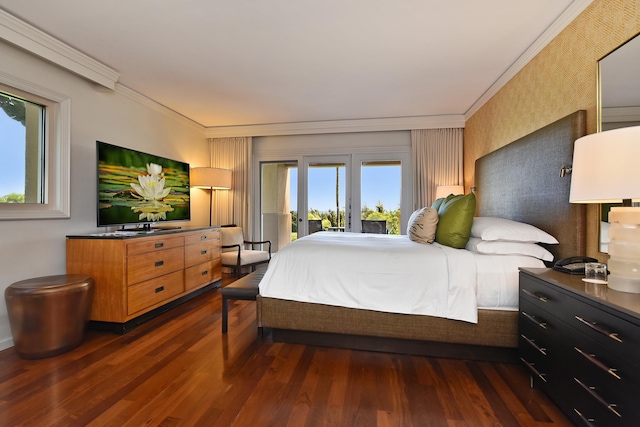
[201,270,208,276]
[201,235,207,240]
[521,288,547,303]
[155,260,164,267]
[521,311,547,329]
[521,334,546,355]
[573,408,596,425]
[574,316,622,343]
[520,357,546,382]
[201,250,207,255]
[155,286,164,293]
[155,242,164,248]
[574,347,621,380]
[574,377,622,418]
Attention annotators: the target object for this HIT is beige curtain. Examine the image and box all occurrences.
[208,137,253,236]
[411,128,464,209]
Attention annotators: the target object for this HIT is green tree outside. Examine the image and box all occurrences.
[0,193,25,203]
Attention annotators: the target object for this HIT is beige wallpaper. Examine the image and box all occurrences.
[464,0,640,258]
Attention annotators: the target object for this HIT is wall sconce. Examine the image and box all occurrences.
[570,126,640,293]
[435,185,465,200]
[190,167,232,227]
[559,165,572,177]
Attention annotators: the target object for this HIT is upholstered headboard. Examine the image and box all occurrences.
[475,110,587,262]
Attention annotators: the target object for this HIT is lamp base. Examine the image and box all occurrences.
[607,274,640,293]
[608,207,640,293]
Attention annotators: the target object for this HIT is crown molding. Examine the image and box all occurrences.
[116,84,205,131]
[464,0,594,120]
[0,9,119,89]
[205,115,465,138]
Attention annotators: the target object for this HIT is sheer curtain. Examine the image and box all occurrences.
[208,137,253,235]
[411,128,464,209]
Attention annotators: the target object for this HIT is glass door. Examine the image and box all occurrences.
[360,161,402,234]
[302,155,350,236]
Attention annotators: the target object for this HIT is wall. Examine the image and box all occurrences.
[464,0,640,259]
[0,40,209,350]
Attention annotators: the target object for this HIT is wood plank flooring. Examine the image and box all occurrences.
[0,274,574,427]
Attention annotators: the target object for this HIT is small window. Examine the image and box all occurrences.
[0,75,70,220]
[0,91,45,204]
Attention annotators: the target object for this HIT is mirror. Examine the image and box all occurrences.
[597,33,640,253]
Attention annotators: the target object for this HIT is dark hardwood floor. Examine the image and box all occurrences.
[0,274,573,427]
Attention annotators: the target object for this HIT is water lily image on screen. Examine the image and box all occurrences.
[97,141,190,227]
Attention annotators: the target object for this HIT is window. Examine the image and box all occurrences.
[0,74,70,219]
[0,91,45,203]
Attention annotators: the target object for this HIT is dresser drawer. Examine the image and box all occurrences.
[127,235,184,256]
[519,298,566,341]
[520,275,565,316]
[185,261,213,291]
[127,247,184,285]
[567,331,640,420]
[185,241,215,268]
[127,270,184,315]
[568,389,629,427]
[185,229,219,246]
[562,298,640,367]
[519,329,554,384]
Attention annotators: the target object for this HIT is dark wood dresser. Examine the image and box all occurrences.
[519,268,640,427]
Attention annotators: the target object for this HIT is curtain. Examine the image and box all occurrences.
[209,137,253,237]
[411,128,463,209]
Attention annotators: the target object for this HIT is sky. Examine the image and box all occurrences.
[0,109,25,197]
[290,164,401,214]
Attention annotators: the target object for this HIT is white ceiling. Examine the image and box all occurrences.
[0,1,592,130]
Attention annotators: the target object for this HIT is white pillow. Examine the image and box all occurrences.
[470,217,558,244]
[465,237,554,262]
[407,207,438,244]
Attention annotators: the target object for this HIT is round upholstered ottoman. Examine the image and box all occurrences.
[5,274,94,359]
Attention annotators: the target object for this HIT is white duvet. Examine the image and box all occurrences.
[258,232,481,323]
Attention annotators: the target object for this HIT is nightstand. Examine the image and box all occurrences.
[519,268,640,426]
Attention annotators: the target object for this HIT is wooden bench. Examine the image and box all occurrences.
[220,267,266,333]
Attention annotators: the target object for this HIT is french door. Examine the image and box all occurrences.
[256,151,410,251]
[303,155,350,235]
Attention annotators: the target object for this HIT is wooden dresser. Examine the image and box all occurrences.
[519,268,640,426]
[66,227,221,332]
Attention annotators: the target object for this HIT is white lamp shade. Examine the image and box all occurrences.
[435,185,464,199]
[190,167,232,190]
[570,126,640,203]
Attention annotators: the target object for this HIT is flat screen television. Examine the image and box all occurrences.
[96,141,190,230]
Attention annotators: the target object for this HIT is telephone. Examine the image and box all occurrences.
[552,256,599,274]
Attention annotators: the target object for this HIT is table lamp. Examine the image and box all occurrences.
[435,185,464,199]
[569,126,640,293]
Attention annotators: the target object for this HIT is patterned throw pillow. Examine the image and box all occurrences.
[407,207,439,244]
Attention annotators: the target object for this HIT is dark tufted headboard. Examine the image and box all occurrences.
[475,110,587,262]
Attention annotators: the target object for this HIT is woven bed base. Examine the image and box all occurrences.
[257,296,518,351]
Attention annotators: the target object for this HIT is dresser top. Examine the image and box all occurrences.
[521,267,640,321]
[67,225,219,240]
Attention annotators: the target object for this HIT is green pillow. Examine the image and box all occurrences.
[435,192,476,248]
[431,197,446,212]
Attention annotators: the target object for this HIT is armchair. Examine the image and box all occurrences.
[220,226,271,277]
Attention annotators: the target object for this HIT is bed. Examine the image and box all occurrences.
[256,110,587,360]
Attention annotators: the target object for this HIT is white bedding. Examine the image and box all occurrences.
[258,232,545,324]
